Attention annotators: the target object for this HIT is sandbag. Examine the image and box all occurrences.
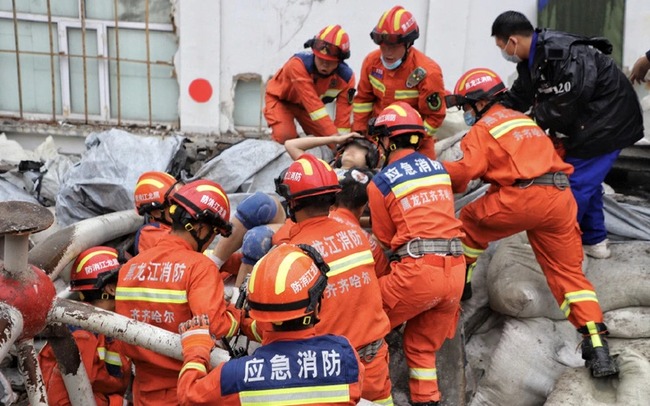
[469,318,582,406]
[544,347,650,406]
[604,307,650,338]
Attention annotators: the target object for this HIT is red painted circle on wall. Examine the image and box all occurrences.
[189,78,213,103]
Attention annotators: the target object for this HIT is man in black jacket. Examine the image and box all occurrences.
[491,10,644,260]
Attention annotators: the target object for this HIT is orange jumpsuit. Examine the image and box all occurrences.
[285,215,393,405]
[264,52,355,143]
[115,234,241,406]
[177,329,364,406]
[352,47,446,159]
[134,222,170,255]
[443,104,605,329]
[39,327,131,406]
[367,149,465,403]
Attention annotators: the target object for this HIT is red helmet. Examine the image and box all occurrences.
[247,244,329,323]
[370,101,426,140]
[334,136,380,169]
[370,6,419,46]
[70,246,121,291]
[134,171,177,215]
[169,179,233,237]
[275,154,341,202]
[445,68,507,108]
[305,25,350,61]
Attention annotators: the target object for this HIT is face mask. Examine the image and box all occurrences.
[501,39,522,63]
[381,55,403,70]
[463,110,476,126]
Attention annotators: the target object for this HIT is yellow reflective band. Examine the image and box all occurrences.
[322,89,341,99]
[489,117,537,140]
[195,184,230,212]
[75,250,117,274]
[115,287,188,304]
[586,321,603,348]
[423,121,437,135]
[334,27,345,47]
[375,395,395,406]
[180,361,207,376]
[251,320,262,342]
[395,90,419,100]
[393,9,406,31]
[226,311,239,338]
[319,25,335,40]
[327,250,374,277]
[391,173,451,199]
[353,102,373,113]
[337,127,351,133]
[462,243,484,259]
[309,107,329,121]
[457,69,499,93]
[466,262,477,283]
[239,383,351,405]
[135,178,165,190]
[560,290,599,317]
[275,251,305,294]
[97,347,106,360]
[105,351,123,367]
[409,367,437,381]
[377,10,390,30]
[369,75,386,94]
[249,261,263,294]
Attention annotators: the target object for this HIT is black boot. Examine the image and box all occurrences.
[461,263,475,301]
[578,322,619,378]
[411,402,439,406]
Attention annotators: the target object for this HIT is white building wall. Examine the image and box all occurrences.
[176,0,649,136]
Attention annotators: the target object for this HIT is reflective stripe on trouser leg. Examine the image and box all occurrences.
[585,320,603,348]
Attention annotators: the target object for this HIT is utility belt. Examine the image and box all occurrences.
[393,237,463,259]
[513,172,570,190]
[357,338,384,363]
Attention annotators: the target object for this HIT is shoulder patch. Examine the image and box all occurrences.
[406,67,427,88]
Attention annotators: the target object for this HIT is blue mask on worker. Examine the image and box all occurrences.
[463,110,476,126]
[381,55,402,70]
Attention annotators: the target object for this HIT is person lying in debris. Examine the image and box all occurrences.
[177,244,364,405]
[115,179,242,405]
[284,132,381,171]
[39,246,132,406]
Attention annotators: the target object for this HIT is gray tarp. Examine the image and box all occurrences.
[55,129,185,226]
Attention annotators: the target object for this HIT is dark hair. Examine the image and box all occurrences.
[390,133,421,150]
[294,193,336,212]
[336,179,369,210]
[491,11,534,42]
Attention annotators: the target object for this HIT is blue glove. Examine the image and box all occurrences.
[235,192,278,230]
[242,225,275,265]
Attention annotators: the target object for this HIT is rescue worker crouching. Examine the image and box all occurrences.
[367,102,466,406]
[177,244,364,405]
[273,155,394,405]
[443,67,618,378]
[264,24,355,144]
[115,179,242,405]
[39,246,131,406]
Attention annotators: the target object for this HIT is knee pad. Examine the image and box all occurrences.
[235,192,278,230]
[242,225,275,265]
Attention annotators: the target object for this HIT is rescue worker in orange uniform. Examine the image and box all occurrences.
[115,179,241,405]
[264,24,355,144]
[39,246,131,406]
[443,68,618,378]
[177,244,364,406]
[366,102,466,406]
[353,6,446,160]
[274,154,393,405]
[132,171,181,254]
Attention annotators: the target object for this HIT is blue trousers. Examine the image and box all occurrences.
[565,150,620,245]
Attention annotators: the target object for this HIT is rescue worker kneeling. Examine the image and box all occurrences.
[177,244,364,405]
[443,68,618,378]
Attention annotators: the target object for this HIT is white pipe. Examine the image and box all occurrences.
[0,303,23,363]
[16,339,48,406]
[47,298,230,367]
[28,210,143,280]
[3,234,29,277]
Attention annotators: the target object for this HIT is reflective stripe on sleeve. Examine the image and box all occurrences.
[115,287,188,304]
[239,384,351,405]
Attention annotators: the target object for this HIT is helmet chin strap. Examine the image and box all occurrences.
[189,226,214,253]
